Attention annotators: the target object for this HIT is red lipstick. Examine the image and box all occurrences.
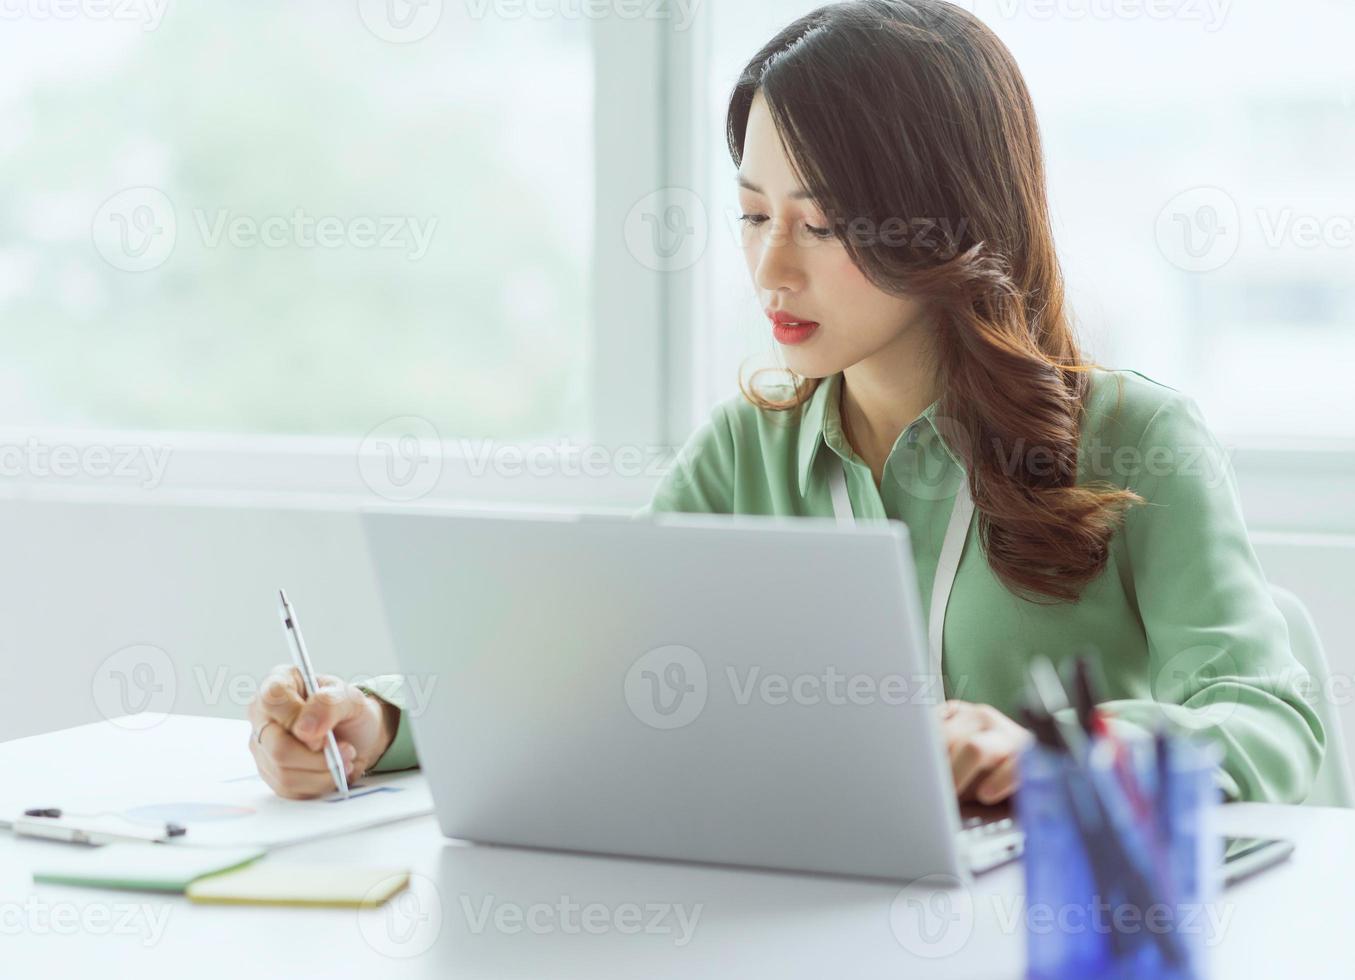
[766,309,820,345]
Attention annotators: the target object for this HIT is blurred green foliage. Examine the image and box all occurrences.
[0,5,592,438]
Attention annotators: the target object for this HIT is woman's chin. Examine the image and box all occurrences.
[780,351,843,381]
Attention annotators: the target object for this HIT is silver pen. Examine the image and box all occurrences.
[278,589,350,798]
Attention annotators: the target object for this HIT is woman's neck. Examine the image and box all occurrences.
[839,340,939,487]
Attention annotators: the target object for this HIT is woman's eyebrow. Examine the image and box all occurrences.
[735,174,815,200]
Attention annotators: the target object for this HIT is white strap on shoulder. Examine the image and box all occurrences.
[827,459,974,678]
[928,475,974,678]
[828,458,854,527]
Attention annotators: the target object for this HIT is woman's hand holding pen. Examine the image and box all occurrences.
[940,699,1034,805]
[247,666,398,800]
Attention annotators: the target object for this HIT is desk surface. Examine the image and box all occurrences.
[1,718,1349,979]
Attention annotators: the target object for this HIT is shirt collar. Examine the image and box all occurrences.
[796,373,962,496]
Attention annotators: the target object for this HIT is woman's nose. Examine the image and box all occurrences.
[752,222,807,293]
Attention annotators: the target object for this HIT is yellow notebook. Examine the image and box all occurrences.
[185,863,410,908]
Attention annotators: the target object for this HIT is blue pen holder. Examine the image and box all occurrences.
[1017,731,1223,980]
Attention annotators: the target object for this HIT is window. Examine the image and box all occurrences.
[1,3,594,442]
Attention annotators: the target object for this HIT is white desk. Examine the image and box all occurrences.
[1,717,1348,979]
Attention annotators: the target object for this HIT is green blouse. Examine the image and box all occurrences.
[365,367,1323,804]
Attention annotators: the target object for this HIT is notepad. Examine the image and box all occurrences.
[32,844,266,893]
[184,863,410,908]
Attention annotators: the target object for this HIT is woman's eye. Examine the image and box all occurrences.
[737,214,833,240]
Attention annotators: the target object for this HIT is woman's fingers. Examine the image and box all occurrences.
[258,760,344,800]
[291,681,367,752]
[950,729,1010,799]
[254,720,353,771]
[250,666,307,730]
[246,663,383,799]
[249,714,359,798]
[941,701,1032,802]
[974,753,1021,805]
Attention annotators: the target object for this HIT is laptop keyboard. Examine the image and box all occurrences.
[959,815,1024,873]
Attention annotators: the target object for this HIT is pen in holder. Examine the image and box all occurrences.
[1017,726,1222,980]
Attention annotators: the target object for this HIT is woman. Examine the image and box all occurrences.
[248,0,1322,806]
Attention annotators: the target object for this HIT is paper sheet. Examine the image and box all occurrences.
[0,715,434,849]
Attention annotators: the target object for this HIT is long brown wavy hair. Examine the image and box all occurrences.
[728,0,1140,604]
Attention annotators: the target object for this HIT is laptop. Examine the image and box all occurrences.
[359,507,1022,883]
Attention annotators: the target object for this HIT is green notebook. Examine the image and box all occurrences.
[32,844,266,893]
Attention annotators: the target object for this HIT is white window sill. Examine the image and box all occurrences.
[0,426,1349,535]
